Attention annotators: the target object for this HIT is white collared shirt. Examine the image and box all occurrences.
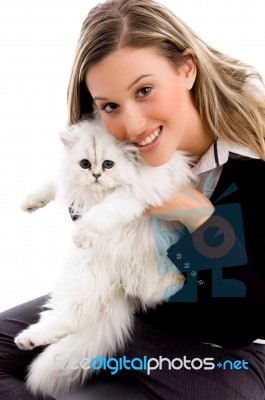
[193,137,259,196]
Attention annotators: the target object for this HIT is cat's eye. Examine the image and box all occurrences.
[80,159,91,169]
[102,160,114,169]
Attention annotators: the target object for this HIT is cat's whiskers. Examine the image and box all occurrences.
[106,176,128,187]
[71,181,92,200]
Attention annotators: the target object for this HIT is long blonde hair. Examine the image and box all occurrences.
[67,0,265,159]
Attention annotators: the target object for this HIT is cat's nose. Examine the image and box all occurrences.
[92,173,101,179]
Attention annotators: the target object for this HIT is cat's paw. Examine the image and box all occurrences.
[72,226,97,249]
[14,327,63,350]
[21,184,55,213]
[21,197,47,213]
[15,331,38,350]
[21,196,50,213]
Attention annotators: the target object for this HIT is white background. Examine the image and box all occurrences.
[0,0,265,312]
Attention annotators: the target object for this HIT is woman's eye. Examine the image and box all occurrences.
[137,86,152,98]
[102,103,119,113]
[80,159,91,169]
[102,160,115,169]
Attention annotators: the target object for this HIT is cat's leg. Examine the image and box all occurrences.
[26,290,133,397]
[73,190,147,248]
[133,255,185,308]
[14,307,76,350]
[21,182,56,212]
[15,261,116,351]
[14,284,98,350]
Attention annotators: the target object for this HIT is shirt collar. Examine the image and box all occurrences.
[192,137,259,176]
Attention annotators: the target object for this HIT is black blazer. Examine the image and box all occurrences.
[138,154,265,348]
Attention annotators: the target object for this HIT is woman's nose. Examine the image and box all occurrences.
[123,104,146,138]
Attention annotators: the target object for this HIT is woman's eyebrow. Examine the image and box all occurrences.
[127,74,154,90]
[93,95,107,101]
[93,74,154,102]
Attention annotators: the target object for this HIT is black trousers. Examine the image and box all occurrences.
[0,295,265,400]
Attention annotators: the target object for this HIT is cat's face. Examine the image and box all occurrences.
[60,119,137,192]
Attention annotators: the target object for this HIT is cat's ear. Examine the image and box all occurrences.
[59,130,76,148]
[121,143,140,164]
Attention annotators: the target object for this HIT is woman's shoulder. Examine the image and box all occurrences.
[226,153,265,181]
[211,152,265,206]
[215,138,263,170]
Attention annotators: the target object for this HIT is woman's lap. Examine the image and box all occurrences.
[124,316,265,400]
[0,295,55,400]
[0,296,265,400]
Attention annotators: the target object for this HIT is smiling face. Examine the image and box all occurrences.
[85,47,213,166]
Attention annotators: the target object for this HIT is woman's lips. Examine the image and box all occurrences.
[134,126,163,153]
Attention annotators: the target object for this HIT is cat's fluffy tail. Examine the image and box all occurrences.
[26,291,133,397]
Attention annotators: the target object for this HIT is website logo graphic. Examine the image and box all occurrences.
[152,184,248,302]
[53,354,249,375]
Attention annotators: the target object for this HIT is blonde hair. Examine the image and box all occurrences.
[67,0,265,159]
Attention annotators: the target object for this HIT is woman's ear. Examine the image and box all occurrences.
[178,49,197,90]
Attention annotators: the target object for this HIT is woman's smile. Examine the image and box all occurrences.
[133,126,162,152]
[85,47,213,166]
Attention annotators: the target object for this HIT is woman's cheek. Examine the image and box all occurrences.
[100,116,125,141]
[149,97,177,122]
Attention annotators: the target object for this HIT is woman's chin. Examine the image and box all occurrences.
[141,152,175,167]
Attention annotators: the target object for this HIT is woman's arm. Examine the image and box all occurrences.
[145,185,215,232]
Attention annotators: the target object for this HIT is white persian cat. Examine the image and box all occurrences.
[15,116,194,397]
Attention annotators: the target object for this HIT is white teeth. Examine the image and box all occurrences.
[139,128,160,146]
[145,137,152,144]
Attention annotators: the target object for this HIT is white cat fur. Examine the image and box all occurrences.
[15,117,194,397]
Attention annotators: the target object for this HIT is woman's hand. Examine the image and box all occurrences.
[145,185,215,233]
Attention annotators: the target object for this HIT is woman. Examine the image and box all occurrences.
[1,0,265,399]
